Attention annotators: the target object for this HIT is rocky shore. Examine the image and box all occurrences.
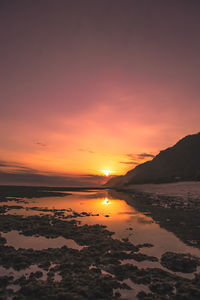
[0,186,200,299]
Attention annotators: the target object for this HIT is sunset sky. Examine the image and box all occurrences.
[1,0,200,186]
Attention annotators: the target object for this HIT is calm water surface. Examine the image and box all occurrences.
[3,187,200,260]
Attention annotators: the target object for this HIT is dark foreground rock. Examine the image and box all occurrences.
[161,252,200,273]
[0,212,199,299]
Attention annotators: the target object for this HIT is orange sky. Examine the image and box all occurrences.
[0,1,200,186]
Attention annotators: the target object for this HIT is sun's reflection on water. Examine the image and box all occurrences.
[104,197,110,205]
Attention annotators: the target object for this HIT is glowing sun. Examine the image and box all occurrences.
[102,170,112,176]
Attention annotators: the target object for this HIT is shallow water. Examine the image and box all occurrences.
[2,230,84,250]
[2,186,200,260]
[1,183,200,298]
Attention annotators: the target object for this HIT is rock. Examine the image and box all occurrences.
[161,252,200,273]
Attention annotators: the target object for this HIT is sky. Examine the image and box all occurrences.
[0,0,200,186]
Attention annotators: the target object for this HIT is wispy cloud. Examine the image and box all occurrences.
[137,153,155,159]
[126,153,136,160]
[78,148,95,154]
[0,161,10,167]
[121,152,155,167]
[126,152,155,161]
[34,142,48,147]
[0,160,107,186]
[0,170,106,187]
[0,160,37,173]
[119,161,139,165]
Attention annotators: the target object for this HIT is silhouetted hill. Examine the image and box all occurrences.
[106,132,200,187]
